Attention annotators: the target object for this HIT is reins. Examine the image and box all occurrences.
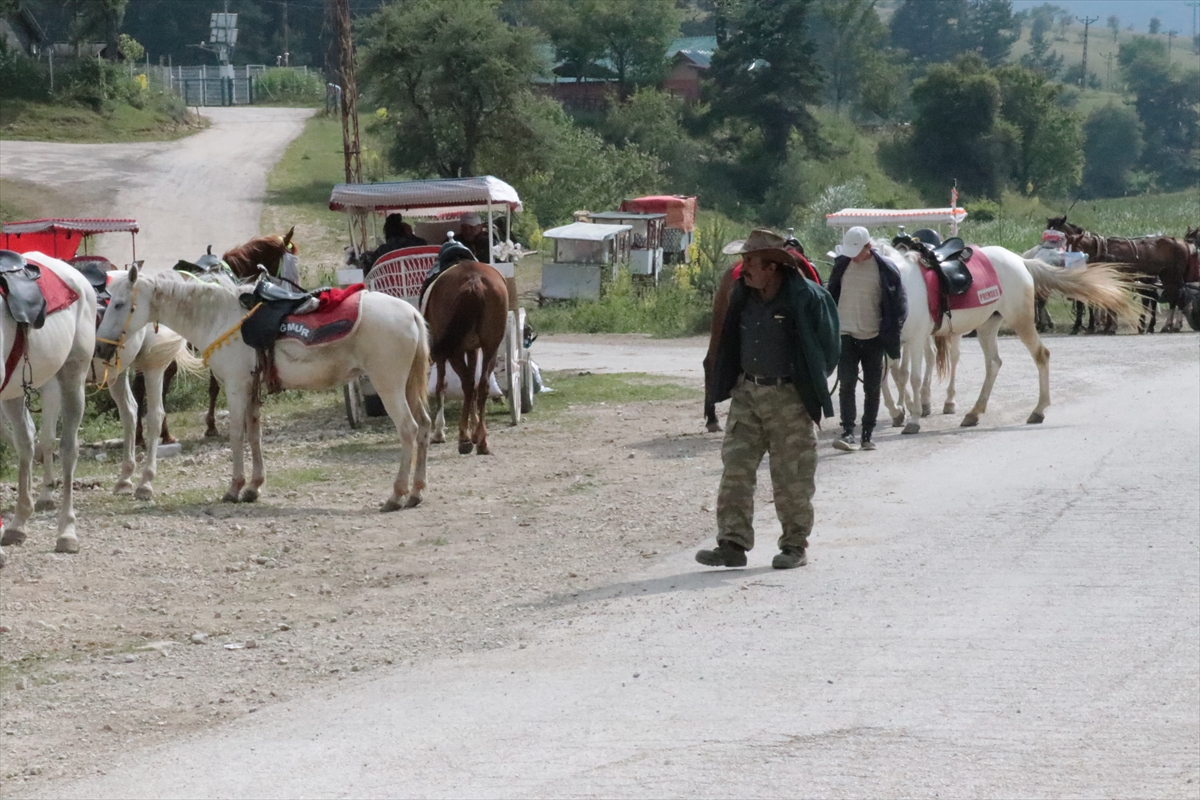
[202,302,262,366]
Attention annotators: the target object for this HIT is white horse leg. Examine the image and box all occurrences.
[943,334,960,414]
[920,338,935,417]
[35,379,62,511]
[902,340,924,434]
[221,385,250,502]
[0,399,36,547]
[431,360,447,444]
[881,356,900,425]
[891,349,910,426]
[961,316,1004,427]
[1013,316,1052,424]
[374,371,419,512]
[134,367,166,500]
[53,363,87,553]
[241,395,265,503]
[109,370,138,494]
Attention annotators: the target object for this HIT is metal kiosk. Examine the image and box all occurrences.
[587,211,665,284]
[539,222,632,301]
[328,177,533,429]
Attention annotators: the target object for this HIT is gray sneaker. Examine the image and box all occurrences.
[860,438,876,451]
[772,547,807,569]
[832,433,858,451]
[695,542,748,568]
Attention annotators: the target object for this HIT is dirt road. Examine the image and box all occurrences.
[0,107,313,267]
[9,332,1196,798]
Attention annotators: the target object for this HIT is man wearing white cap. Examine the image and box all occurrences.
[458,212,492,263]
[827,226,906,451]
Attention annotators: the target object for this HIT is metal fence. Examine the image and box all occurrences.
[148,65,314,107]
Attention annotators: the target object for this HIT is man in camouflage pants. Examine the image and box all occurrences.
[696,230,840,570]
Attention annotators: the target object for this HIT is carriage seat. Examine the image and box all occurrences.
[0,249,47,328]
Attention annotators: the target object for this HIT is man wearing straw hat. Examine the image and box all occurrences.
[827,226,906,452]
[695,229,840,570]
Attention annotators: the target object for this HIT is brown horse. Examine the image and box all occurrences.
[424,261,509,454]
[203,229,300,438]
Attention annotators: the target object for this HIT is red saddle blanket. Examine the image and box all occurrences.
[922,247,1001,323]
[4,255,81,316]
[277,284,364,346]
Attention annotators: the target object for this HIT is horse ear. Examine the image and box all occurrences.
[283,227,295,247]
[129,264,139,284]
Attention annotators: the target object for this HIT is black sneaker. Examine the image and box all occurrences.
[772,547,807,569]
[832,433,858,451]
[695,542,748,568]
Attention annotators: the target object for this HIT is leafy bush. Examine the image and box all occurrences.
[967,199,1000,221]
[256,68,324,105]
[0,39,50,101]
[529,270,710,337]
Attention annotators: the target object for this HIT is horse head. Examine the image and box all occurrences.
[1048,215,1084,236]
[95,265,153,362]
[1185,226,1200,245]
[280,226,298,255]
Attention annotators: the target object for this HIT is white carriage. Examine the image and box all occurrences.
[328,177,534,429]
[825,207,969,241]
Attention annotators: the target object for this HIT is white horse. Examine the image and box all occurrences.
[1,253,97,558]
[36,296,201,502]
[95,267,431,510]
[874,241,1137,432]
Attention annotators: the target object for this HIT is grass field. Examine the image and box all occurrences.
[0,98,206,143]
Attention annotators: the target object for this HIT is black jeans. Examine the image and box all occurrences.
[837,334,885,439]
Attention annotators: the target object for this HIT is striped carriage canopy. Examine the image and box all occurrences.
[328,177,523,218]
[826,207,968,235]
[1,218,139,260]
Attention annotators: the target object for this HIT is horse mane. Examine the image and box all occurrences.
[148,269,241,333]
[222,230,299,278]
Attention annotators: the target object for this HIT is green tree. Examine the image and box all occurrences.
[907,55,1013,198]
[889,0,964,63]
[602,87,704,187]
[994,65,1082,196]
[1107,14,1119,41]
[809,0,889,112]
[1019,22,1065,77]
[1119,37,1199,188]
[708,0,823,161]
[532,0,680,99]
[67,0,128,61]
[959,0,1020,66]
[1148,17,1161,35]
[1081,103,1143,197]
[360,0,543,178]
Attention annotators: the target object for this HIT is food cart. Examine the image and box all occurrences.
[539,221,632,301]
[619,195,696,264]
[587,211,665,283]
[327,177,533,428]
[1,217,140,269]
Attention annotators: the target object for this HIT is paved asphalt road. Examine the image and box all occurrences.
[21,333,1198,799]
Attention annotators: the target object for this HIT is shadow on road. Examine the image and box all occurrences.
[538,565,775,609]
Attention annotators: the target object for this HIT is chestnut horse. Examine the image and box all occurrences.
[203,229,299,437]
[424,260,509,454]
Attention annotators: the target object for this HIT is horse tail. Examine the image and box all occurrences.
[172,342,206,378]
[406,314,431,421]
[429,275,486,361]
[1022,258,1142,329]
[934,335,949,381]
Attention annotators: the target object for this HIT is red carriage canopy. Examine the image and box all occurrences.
[619,195,696,232]
[1,218,139,260]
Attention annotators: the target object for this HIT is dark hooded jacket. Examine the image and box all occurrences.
[827,249,907,360]
[714,269,841,421]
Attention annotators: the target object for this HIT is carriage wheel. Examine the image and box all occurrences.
[506,310,521,426]
[517,308,534,414]
[343,380,364,429]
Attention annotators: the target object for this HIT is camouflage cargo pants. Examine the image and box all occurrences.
[717,378,817,552]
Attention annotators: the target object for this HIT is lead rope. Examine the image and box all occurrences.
[20,334,39,413]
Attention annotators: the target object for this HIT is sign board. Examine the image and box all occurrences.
[210,13,238,45]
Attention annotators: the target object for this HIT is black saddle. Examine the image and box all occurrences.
[239,277,314,350]
[911,228,942,247]
[437,239,476,272]
[930,238,973,297]
[0,250,47,328]
[175,246,228,277]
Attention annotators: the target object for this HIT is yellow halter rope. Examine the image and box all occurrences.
[93,281,139,387]
[202,303,262,367]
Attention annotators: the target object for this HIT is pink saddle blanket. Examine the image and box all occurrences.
[922,247,1001,324]
[278,286,364,346]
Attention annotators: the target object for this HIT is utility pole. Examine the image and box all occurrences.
[283,0,289,67]
[332,0,364,244]
[1189,2,1200,53]
[1167,30,1178,62]
[1100,51,1115,91]
[1077,15,1099,88]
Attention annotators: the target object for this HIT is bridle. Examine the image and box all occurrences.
[93,281,140,386]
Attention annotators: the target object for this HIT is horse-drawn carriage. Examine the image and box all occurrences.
[1,217,140,272]
[328,177,534,429]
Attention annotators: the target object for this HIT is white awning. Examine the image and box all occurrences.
[825,208,968,228]
[541,222,632,241]
[329,177,523,214]
[1,217,139,235]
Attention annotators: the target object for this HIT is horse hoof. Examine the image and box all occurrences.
[891,415,905,428]
[961,414,980,428]
[134,485,154,501]
[476,443,491,455]
[943,402,956,414]
[380,499,402,513]
[1,528,27,546]
[431,432,446,444]
[457,441,473,455]
[114,480,134,495]
[240,488,259,503]
[34,497,56,512]
[1027,412,1045,424]
[204,428,220,439]
[901,422,920,435]
[706,421,722,433]
[920,404,931,418]
[221,491,240,503]
[405,494,422,509]
[161,435,177,445]
[0,549,6,569]
[55,534,79,554]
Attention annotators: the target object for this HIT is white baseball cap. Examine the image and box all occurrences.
[836,226,871,258]
[460,212,483,226]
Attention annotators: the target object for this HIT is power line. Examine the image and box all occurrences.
[1077,15,1099,88]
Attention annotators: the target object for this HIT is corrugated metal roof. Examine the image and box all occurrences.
[329,177,523,213]
[542,222,632,241]
[1,218,139,235]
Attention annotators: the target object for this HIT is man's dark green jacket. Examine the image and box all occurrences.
[713,270,841,421]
